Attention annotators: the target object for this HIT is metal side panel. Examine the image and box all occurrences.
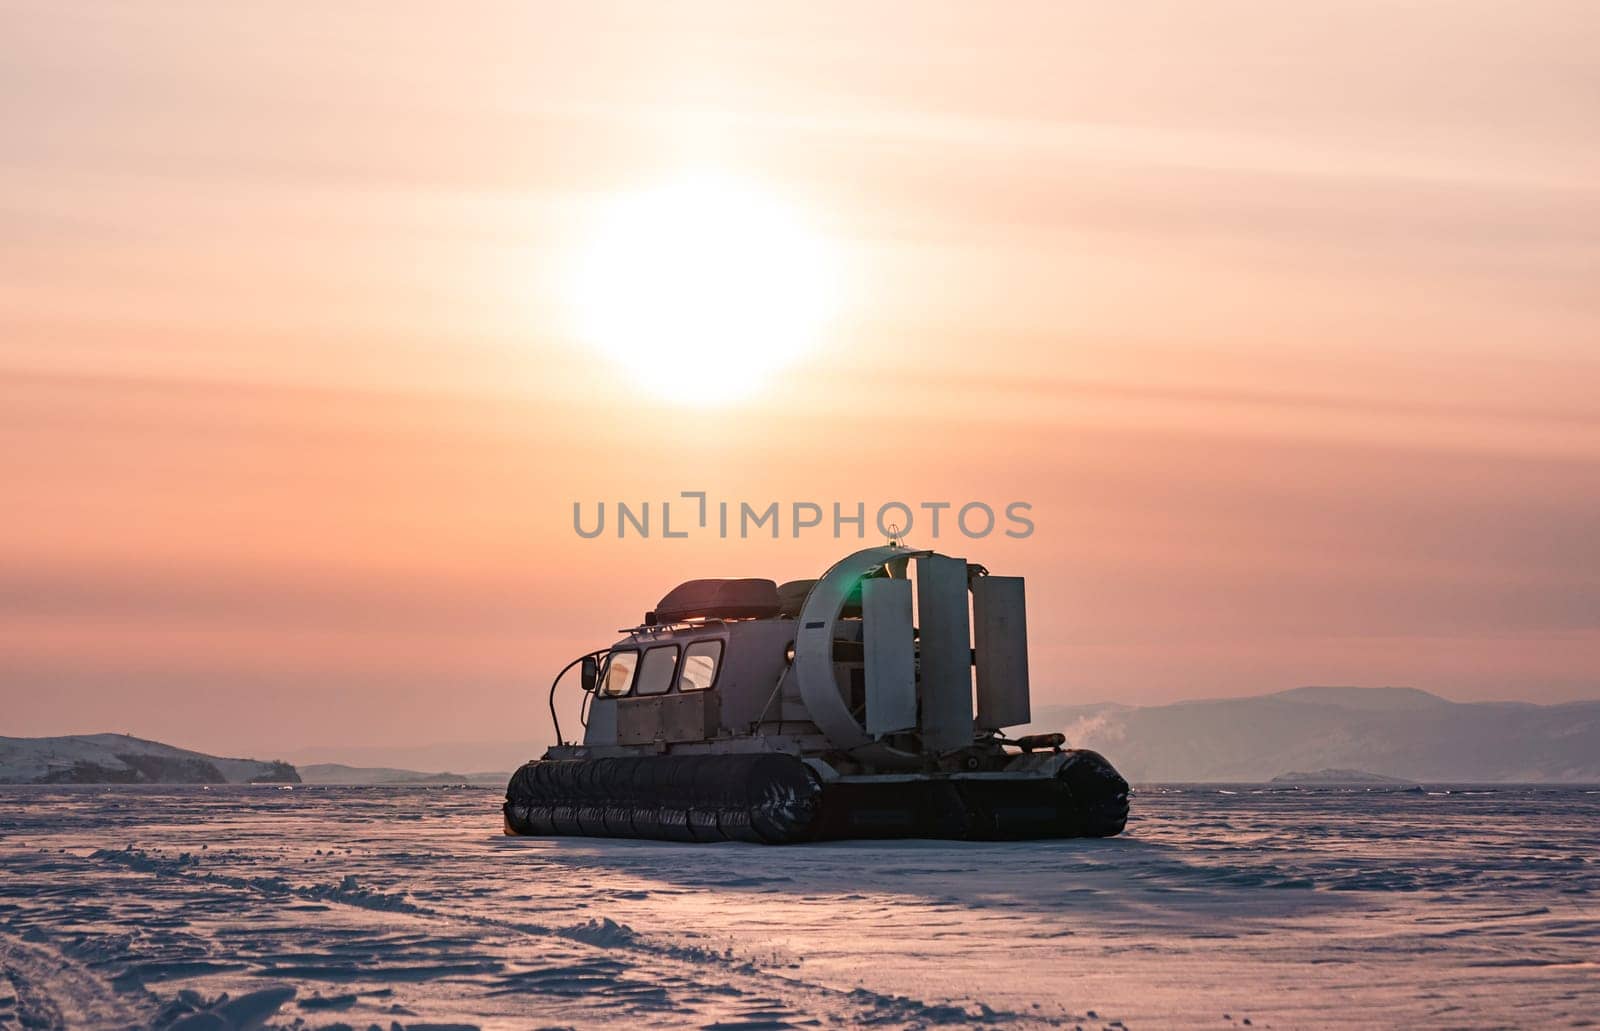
[616,696,663,745]
[862,577,916,735]
[916,554,973,752]
[661,690,720,742]
[584,697,619,746]
[973,575,1031,731]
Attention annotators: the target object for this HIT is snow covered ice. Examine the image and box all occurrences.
[2,784,1596,1029]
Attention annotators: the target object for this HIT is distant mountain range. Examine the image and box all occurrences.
[1035,686,1600,782]
[7,687,1596,785]
[298,763,507,786]
[0,734,298,785]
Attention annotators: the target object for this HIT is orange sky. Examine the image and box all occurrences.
[3,2,1597,759]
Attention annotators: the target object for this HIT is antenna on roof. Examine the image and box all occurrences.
[885,523,906,548]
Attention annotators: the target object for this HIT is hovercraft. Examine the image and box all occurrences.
[505,545,1128,843]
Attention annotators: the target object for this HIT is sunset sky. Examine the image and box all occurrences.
[3,2,1597,761]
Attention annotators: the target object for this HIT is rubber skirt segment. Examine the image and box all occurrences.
[504,754,824,844]
[1054,748,1131,838]
[503,749,1130,844]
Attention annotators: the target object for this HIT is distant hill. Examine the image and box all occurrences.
[0,734,298,785]
[287,740,538,775]
[1270,768,1417,785]
[298,763,508,786]
[1033,687,1600,783]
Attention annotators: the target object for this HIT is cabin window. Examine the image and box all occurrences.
[678,640,722,691]
[600,649,639,697]
[635,645,679,696]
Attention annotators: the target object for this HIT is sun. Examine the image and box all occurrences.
[571,172,839,404]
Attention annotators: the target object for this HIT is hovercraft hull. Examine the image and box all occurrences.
[503,751,1128,844]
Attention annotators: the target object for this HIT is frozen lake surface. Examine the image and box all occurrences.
[2,784,1596,1029]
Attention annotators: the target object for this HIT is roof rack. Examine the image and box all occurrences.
[615,617,736,637]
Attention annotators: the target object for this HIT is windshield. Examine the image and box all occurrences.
[600,649,639,697]
[679,640,722,691]
[635,645,679,696]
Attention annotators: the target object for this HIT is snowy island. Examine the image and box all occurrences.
[0,733,298,784]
